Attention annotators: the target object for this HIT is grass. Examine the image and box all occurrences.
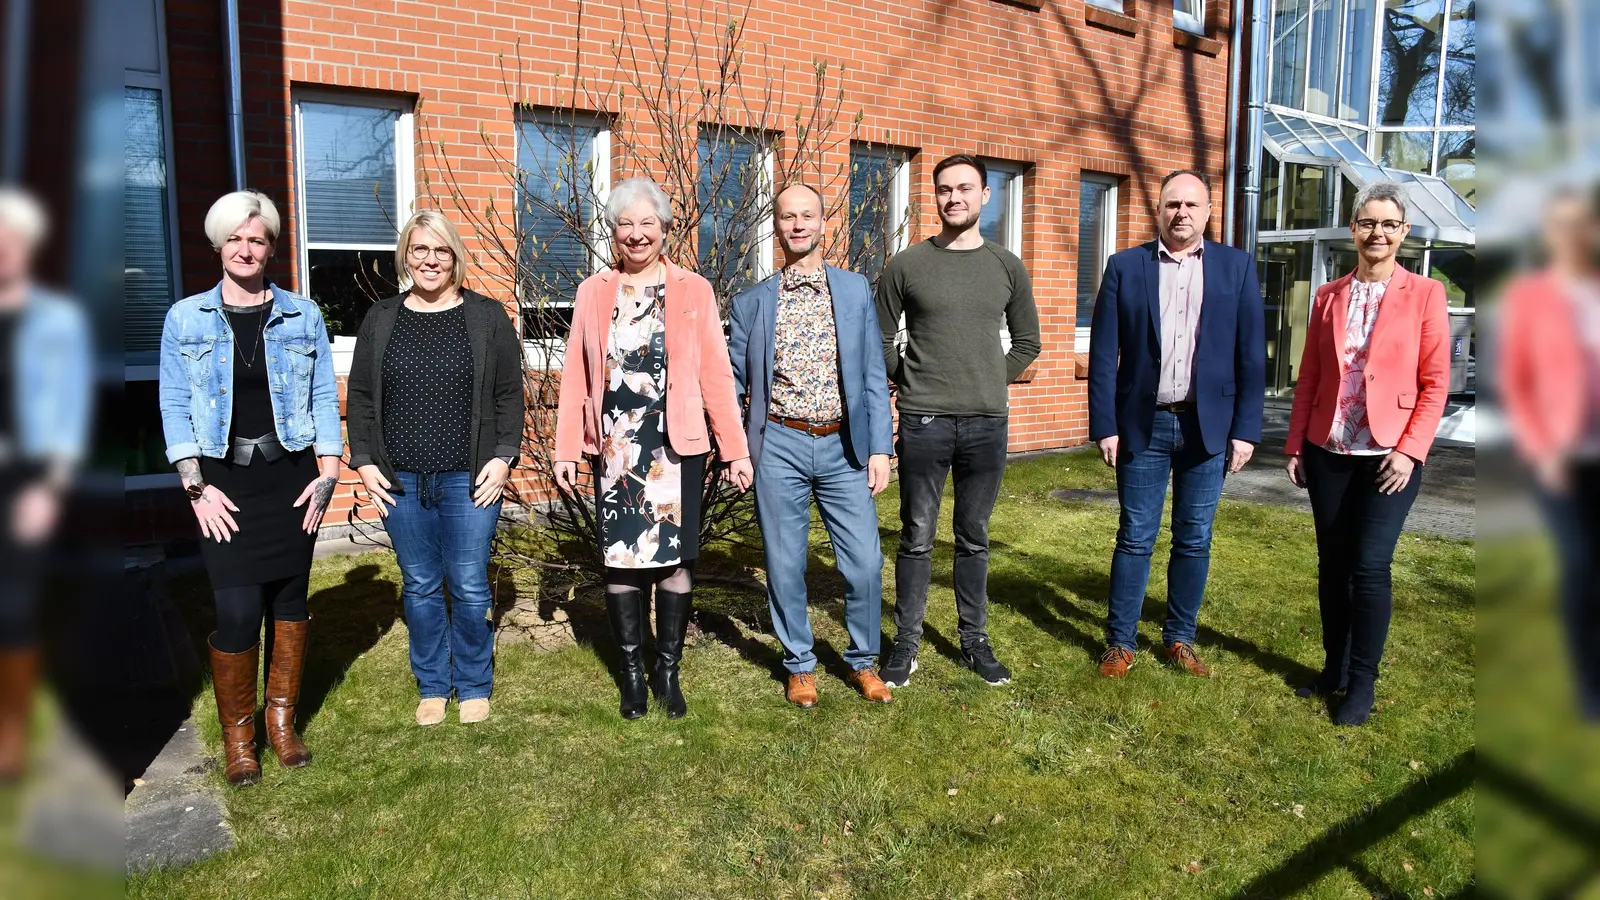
[127,450,1475,899]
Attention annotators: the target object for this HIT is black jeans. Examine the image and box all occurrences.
[893,414,1008,651]
[1302,445,1422,688]
[1534,461,1600,720]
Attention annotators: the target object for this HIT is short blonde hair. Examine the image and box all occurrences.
[396,210,469,292]
[204,190,280,249]
[0,188,49,247]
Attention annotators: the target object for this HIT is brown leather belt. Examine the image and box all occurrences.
[768,413,841,436]
[1157,402,1194,414]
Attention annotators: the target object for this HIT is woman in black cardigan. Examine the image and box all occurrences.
[346,210,525,726]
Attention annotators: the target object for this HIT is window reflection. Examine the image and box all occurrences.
[1441,0,1475,126]
[1341,0,1377,121]
[1272,0,1310,108]
[1435,131,1476,203]
[1378,0,1444,127]
[1286,164,1336,229]
[1377,130,1435,172]
[1307,0,1343,117]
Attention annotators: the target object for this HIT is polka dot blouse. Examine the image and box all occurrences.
[382,302,473,473]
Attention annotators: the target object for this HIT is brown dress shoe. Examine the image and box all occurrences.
[1097,646,1135,678]
[1163,642,1212,677]
[265,618,312,768]
[847,668,893,703]
[785,673,819,708]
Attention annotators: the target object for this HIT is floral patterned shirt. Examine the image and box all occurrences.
[1323,277,1391,455]
[769,267,843,422]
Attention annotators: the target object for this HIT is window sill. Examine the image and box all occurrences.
[1084,6,1139,35]
[1173,29,1224,56]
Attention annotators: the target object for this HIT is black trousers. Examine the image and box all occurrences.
[1534,461,1600,720]
[1302,445,1422,687]
[211,574,310,653]
[892,414,1009,651]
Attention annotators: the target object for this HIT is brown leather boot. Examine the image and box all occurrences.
[0,647,39,781]
[264,618,312,769]
[208,636,261,787]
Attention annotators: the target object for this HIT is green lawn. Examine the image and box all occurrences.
[129,451,1475,899]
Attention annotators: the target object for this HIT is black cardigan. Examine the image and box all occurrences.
[346,290,525,485]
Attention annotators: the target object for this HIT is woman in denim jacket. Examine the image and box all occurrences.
[158,191,343,787]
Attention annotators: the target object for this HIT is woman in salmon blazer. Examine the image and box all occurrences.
[1284,180,1451,726]
[552,176,751,721]
[1499,189,1600,721]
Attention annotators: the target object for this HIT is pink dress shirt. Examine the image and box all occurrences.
[1157,242,1205,404]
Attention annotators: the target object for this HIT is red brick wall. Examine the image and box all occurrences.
[158,0,1235,518]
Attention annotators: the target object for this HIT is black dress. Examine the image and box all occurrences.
[199,301,318,588]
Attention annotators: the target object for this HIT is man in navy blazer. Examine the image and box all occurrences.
[1087,170,1265,679]
[729,184,895,707]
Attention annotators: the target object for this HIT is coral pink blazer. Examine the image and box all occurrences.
[1499,271,1590,463]
[555,259,749,464]
[1286,266,1451,463]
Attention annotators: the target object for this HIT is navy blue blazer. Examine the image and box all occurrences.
[728,265,894,470]
[1087,239,1266,457]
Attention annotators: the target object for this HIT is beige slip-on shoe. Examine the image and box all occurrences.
[458,698,490,724]
[416,697,448,726]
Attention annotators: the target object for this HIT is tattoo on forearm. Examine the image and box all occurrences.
[176,458,203,489]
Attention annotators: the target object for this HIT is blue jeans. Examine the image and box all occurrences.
[755,423,883,674]
[385,471,501,700]
[1106,409,1226,650]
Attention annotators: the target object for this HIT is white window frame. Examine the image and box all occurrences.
[514,110,612,369]
[981,159,1027,256]
[126,0,183,488]
[847,144,913,260]
[697,127,776,284]
[125,0,182,376]
[1175,0,1207,35]
[1087,0,1126,13]
[1076,173,1120,351]
[291,89,415,342]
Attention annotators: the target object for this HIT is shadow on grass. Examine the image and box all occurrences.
[1227,749,1474,899]
[296,565,400,727]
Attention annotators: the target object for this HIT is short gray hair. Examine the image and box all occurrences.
[0,187,49,247]
[1351,180,1409,222]
[604,177,674,230]
[204,190,281,249]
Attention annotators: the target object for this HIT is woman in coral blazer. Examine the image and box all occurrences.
[553,177,751,721]
[1498,190,1600,721]
[1284,181,1451,727]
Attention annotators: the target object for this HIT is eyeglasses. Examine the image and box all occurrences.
[1353,218,1406,235]
[407,244,456,263]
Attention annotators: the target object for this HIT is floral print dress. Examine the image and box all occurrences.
[596,281,704,569]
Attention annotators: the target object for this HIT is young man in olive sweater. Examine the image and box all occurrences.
[875,154,1041,687]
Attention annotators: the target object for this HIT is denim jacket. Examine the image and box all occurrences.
[159,281,344,463]
[15,288,92,463]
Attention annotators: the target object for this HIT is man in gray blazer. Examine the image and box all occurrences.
[729,183,895,708]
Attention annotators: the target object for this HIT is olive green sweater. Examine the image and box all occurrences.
[875,238,1042,416]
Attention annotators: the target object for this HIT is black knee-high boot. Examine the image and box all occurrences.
[653,589,692,719]
[605,589,649,720]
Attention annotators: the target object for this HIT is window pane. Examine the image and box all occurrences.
[1285,163,1336,229]
[848,147,905,285]
[517,115,603,329]
[979,168,1014,248]
[1271,0,1310,109]
[1377,0,1444,126]
[697,130,766,297]
[1376,130,1435,172]
[1260,150,1282,231]
[1435,130,1475,204]
[125,379,171,476]
[301,102,400,244]
[126,87,175,357]
[1175,0,1205,33]
[1306,0,1343,116]
[1340,0,1377,121]
[1087,0,1124,10]
[1076,179,1113,331]
[307,249,397,337]
[1440,0,1474,126]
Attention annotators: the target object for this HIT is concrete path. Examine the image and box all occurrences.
[123,719,233,874]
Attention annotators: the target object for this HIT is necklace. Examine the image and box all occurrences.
[226,289,270,370]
